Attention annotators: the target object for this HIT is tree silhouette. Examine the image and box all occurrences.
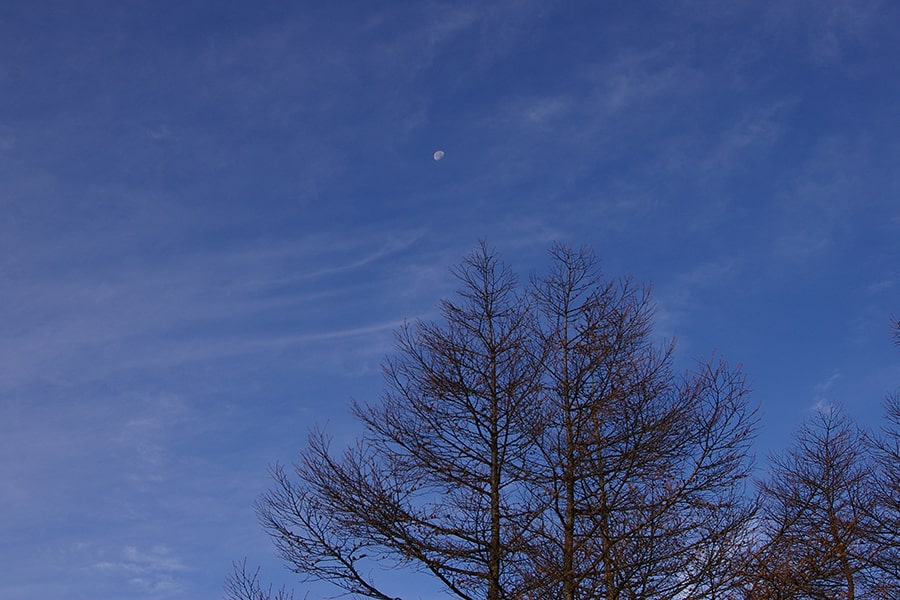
[247,243,758,600]
[749,406,886,599]
[525,245,757,600]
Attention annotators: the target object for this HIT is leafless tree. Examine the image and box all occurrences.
[224,559,295,600]
[525,245,757,600]
[257,243,543,600]
[249,243,758,600]
[865,394,900,595]
[748,406,888,599]
[862,320,900,594]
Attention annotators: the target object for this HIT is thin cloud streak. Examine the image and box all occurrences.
[1,230,426,390]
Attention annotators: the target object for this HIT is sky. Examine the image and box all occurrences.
[1,1,898,598]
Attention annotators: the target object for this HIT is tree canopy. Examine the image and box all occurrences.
[228,244,899,600]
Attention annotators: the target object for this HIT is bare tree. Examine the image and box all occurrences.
[525,245,757,600]
[749,406,887,600]
[250,243,757,600]
[737,319,900,600]
[257,243,543,600]
[865,394,900,595]
[224,559,295,600]
[863,320,900,593]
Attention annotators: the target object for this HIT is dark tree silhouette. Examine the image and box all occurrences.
[525,245,757,600]
[863,318,900,594]
[258,243,543,600]
[244,243,758,600]
[748,406,887,600]
[224,559,294,600]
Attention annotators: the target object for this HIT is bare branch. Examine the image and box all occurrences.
[224,559,295,600]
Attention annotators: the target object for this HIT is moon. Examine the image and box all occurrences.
[433,150,445,161]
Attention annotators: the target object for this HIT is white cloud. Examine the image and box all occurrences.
[586,47,701,115]
[93,545,189,595]
[649,259,738,348]
[765,132,897,263]
[765,0,883,64]
[145,126,172,140]
[815,372,841,393]
[699,102,791,175]
[865,277,896,294]
[519,96,571,126]
[810,372,842,413]
[0,228,426,392]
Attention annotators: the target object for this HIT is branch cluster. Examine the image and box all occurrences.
[234,243,900,600]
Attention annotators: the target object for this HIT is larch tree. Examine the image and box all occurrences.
[863,318,900,594]
[864,394,900,597]
[525,245,757,600]
[243,243,759,600]
[224,559,294,600]
[256,243,544,600]
[748,406,885,600]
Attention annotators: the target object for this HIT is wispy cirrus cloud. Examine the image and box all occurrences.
[769,134,894,262]
[811,372,842,413]
[93,545,190,596]
[0,228,426,391]
[654,259,739,343]
[765,0,884,64]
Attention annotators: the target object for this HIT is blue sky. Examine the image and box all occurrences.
[1,1,898,598]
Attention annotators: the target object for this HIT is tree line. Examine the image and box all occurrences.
[226,243,900,600]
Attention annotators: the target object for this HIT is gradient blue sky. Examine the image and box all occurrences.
[2,1,898,598]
